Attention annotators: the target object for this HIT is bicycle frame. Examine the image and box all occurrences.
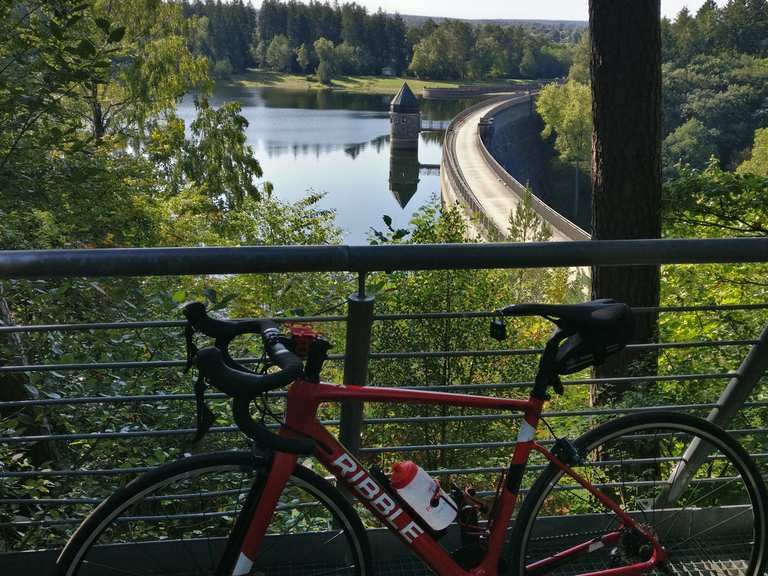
[228,378,667,576]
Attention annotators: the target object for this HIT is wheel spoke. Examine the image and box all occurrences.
[56,455,367,576]
[511,417,763,576]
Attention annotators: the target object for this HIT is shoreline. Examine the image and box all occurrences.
[229,69,529,95]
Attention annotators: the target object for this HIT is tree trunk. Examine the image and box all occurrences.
[90,82,105,141]
[589,0,662,405]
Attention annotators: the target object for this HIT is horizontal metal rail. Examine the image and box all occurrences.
[2,238,768,278]
[0,315,346,334]
[0,339,757,374]
[5,426,767,480]
[4,401,766,445]
[0,371,744,409]
[1,303,763,335]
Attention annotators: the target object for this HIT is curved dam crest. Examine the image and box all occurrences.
[440,94,590,242]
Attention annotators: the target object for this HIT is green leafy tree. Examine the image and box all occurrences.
[536,80,592,165]
[520,47,539,78]
[507,188,553,242]
[665,160,768,236]
[77,0,209,143]
[314,37,336,83]
[295,43,311,72]
[737,127,768,176]
[662,118,719,177]
[334,42,364,74]
[266,34,293,71]
[317,60,333,84]
[313,36,336,63]
[212,58,234,78]
[0,1,116,172]
[568,31,590,83]
[340,2,367,47]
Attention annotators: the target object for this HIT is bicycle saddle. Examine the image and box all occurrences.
[499,299,632,334]
[499,299,635,375]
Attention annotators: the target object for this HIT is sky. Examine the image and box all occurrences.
[254,1,728,21]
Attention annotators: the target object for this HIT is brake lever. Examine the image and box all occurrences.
[183,322,198,374]
[191,369,216,444]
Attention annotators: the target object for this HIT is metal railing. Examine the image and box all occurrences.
[0,239,767,566]
[477,98,590,241]
[441,95,517,239]
[441,90,589,242]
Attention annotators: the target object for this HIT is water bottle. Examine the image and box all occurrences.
[390,461,457,531]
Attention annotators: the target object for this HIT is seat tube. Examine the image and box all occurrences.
[483,397,544,571]
[228,451,298,576]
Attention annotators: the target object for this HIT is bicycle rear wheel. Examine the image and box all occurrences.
[509,412,767,576]
[54,451,371,576]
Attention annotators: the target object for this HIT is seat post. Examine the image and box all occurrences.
[532,330,567,399]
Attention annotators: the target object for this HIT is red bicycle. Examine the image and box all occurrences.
[55,300,767,576]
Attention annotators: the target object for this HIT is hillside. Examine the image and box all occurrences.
[401,14,587,28]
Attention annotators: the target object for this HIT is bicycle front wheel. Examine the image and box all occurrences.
[509,412,767,576]
[54,451,371,576]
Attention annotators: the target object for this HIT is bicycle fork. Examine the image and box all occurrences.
[215,450,298,576]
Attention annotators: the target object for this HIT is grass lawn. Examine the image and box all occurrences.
[233,69,528,95]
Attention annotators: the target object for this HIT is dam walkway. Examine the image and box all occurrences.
[441,93,589,241]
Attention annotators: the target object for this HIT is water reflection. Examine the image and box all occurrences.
[257,133,393,159]
[176,84,475,243]
[389,145,421,208]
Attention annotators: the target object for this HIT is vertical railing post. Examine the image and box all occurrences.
[339,272,374,457]
[661,321,768,505]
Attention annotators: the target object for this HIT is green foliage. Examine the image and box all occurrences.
[182,0,258,73]
[737,127,768,176]
[317,61,333,85]
[662,118,719,177]
[536,80,592,164]
[409,20,570,80]
[659,162,767,421]
[507,188,553,242]
[661,7,768,167]
[567,31,590,83]
[149,98,265,211]
[519,47,539,79]
[664,160,768,237]
[252,0,408,76]
[662,0,768,64]
[334,42,364,75]
[212,58,234,79]
[0,0,117,172]
[295,43,311,73]
[266,34,293,72]
[314,37,336,83]
[313,37,336,64]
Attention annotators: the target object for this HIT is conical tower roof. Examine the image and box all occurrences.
[390,82,419,113]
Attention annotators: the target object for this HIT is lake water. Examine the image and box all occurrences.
[177,85,475,244]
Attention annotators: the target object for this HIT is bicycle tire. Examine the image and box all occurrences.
[508,411,767,576]
[53,451,372,576]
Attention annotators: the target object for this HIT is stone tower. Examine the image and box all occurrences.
[390,82,420,149]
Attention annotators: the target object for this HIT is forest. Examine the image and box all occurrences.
[181,0,573,81]
[0,0,766,562]
[537,0,768,187]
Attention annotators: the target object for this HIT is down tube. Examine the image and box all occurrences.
[309,421,470,576]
